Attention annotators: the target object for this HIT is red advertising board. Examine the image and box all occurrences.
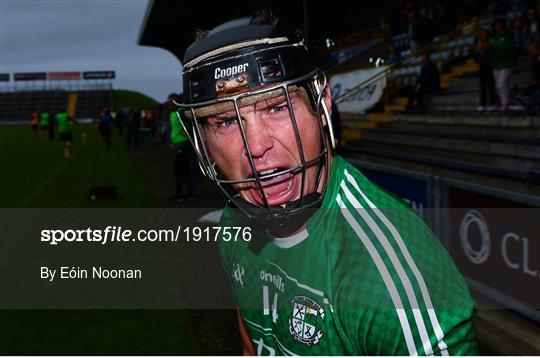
[48,72,81,80]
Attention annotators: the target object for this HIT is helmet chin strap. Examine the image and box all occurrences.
[231,139,329,231]
[232,191,323,231]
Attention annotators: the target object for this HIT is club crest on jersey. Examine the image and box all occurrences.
[288,296,325,346]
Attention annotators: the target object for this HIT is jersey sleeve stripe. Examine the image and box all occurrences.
[340,181,435,356]
[343,168,449,355]
[336,193,418,356]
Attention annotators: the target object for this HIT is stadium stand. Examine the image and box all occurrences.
[0,89,111,122]
[326,3,540,205]
[0,90,68,122]
[74,90,112,118]
[423,67,532,111]
[336,12,538,142]
[344,114,540,181]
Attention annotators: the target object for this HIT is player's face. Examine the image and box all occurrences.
[202,87,330,207]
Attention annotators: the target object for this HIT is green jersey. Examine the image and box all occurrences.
[40,112,50,127]
[489,34,516,69]
[219,155,478,356]
[169,111,188,146]
[55,112,70,133]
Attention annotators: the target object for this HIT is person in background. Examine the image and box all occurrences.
[490,19,516,111]
[146,108,156,140]
[39,111,51,140]
[98,106,113,149]
[387,44,401,65]
[525,7,539,41]
[156,105,168,144]
[55,108,75,158]
[140,109,147,128]
[413,6,435,50]
[125,107,135,147]
[168,94,195,203]
[406,53,441,110]
[115,108,126,135]
[475,29,497,110]
[47,110,56,141]
[30,112,39,136]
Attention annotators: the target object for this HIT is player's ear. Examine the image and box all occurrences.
[319,84,332,126]
[315,81,337,148]
[323,85,332,124]
[312,75,332,126]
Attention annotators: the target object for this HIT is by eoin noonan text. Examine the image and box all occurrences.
[40,266,142,281]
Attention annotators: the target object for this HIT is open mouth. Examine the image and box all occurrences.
[248,167,299,206]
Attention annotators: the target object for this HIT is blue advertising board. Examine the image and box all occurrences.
[83,71,115,80]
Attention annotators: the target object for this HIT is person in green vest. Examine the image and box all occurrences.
[490,19,516,111]
[55,108,75,158]
[174,12,479,355]
[39,111,50,140]
[169,93,195,202]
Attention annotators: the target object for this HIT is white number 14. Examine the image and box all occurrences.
[262,285,278,323]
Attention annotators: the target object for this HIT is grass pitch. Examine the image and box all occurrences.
[0,124,200,355]
[1,123,153,208]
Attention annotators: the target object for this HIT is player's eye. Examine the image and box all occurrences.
[205,116,238,134]
[219,118,237,127]
[207,116,236,126]
[268,103,289,114]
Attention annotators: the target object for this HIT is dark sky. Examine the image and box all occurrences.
[0,0,182,101]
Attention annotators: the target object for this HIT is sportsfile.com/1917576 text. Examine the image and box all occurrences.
[40,226,252,245]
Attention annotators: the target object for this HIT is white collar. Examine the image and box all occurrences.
[267,228,309,249]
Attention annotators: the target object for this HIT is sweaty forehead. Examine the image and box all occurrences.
[186,85,309,119]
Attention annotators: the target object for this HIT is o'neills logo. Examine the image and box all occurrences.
[214,63,249,80]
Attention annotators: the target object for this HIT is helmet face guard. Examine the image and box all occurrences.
[176,34,335,229]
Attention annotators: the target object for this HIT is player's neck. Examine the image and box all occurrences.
[269,222,307,238]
